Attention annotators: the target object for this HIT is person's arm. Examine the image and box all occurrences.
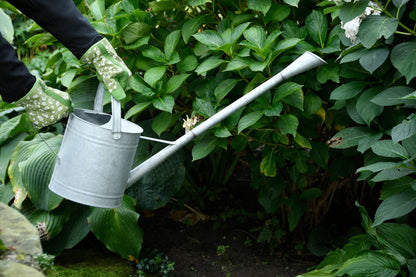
[6,0,102,59]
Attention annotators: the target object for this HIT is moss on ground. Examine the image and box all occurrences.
[46,260,134,277]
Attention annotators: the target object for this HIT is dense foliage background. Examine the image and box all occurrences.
[0,0,415,275]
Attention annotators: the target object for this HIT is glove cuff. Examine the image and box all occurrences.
[16,77,72,127]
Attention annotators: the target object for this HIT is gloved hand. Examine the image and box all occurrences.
[81,38,131,101]
[16,77,72,127]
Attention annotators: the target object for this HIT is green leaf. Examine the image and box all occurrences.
[166,74,190,94]
[193,30,224,49]
[193,98,216,117]
[0,133,26,184]
[274,82,303,101]
[287,199,304,231]
[258,179,285,213]
[359,48,389,74]
[373,190,416,226]
[0,8,13,43]
[164,30,181,60]
[20,136,63,211]
[264,4,290,23]
[347,100,366,125]
[371,168,414,182]
[283,89,303,111]
[357,162,403,173]
[142,46,166,63]
[88,195,143,260]
[358,16,398,48]
[356,87,384,125]
[330,81,367,100]
[148,0,176,11]
[152,112,172,136]
[311,141,329,169]
[247,0,271,15]
[153,95,174,113]
[283,0,299,7]
[260,150,277,177]
[0,183,14,204]
[371,140,409,159]
[89,0,105,20]
[25,33,56,47]
[376,223,416,259]
[371,86,414,106]
[214,79,238,104]
[123,37,150,50]
[336,251,401,277]
[357,132,383,153]
[294,133,312,149]
[42,204,91,255]
[277,114,298,136]
[121,22,151,44]
[192,135,216,161]
[393,0,410,8]
[129,75,155,97]
[238,111,263,133]
[22,202,71,240]
[392,116,416,143]
[304,93,322,114]
[391,41,416,84]
[243,26,266,51]
[91,21,115,35]
[264,102,283,117]
[182,15,211,43]
[125,102,151,119]
[213,126,232,138]
[317,62,340,84]
[306,10,327,48]
[144,66,167,87]
[301,188,322,200]
[187,0,210,6]
[61,68,78,88]
[177,55,198,73]
[339,0,369,23]
[329,127,376,149]
[0,114,34,146]
[195,56,224,75]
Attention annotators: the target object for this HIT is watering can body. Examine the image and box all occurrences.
[48,89,143,208]
[49,51,326,208]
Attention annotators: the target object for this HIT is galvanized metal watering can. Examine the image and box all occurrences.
[48,51,326,208]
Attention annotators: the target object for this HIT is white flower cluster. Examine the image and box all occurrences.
[182,115,199,132]
[332,1,382,43]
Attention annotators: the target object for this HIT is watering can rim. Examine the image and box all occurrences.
[71,107,144,134]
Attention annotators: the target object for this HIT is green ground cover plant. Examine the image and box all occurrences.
[0,0,415,276]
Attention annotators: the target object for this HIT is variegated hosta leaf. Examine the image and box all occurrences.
[88,195,143,260]
[19,135,63,211]
[20,200,71,240]
[42,203,91,255]
[8,134,55,208]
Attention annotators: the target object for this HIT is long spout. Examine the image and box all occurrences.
[127,51,326,187]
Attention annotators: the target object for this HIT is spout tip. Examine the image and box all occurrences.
[304,51,327,65]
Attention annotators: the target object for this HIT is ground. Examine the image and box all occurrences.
[51,207,320,277]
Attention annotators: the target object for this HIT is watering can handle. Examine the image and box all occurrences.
[94,82,122,139]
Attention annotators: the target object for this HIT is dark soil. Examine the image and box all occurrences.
[54,208,320,277]
[140,209,320,277]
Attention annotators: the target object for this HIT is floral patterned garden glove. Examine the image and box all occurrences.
[81,38,131,101]
[16,77,72,127]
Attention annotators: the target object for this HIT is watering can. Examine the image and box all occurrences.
[48,51,326,208]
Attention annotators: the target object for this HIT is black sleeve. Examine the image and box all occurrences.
[7,0,102,59]
[0,33,35,102]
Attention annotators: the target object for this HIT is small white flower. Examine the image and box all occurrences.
[340,1,381,43]
[183,115,199,132]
